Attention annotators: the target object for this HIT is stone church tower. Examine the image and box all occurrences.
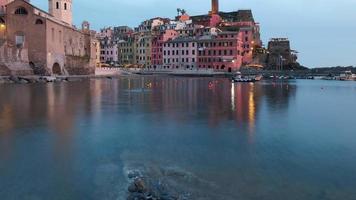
[211,0,219,14]
[48,0,72,25]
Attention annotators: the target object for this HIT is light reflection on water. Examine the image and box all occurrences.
[0,77,356,200]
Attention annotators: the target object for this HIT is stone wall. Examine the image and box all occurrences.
[0,41,33,76]
[65,55,94,75]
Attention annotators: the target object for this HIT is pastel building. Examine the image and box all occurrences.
[163,37,197,69]
[135,33,152,67]
[100,43,118,64]
[219,10,262,65]
[197,31,243,72]
[151,31,163,68]
[118,35,134,66]
[151,29,178,68]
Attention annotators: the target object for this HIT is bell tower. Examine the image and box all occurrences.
[49,0,72,25]
[211,0,219,15]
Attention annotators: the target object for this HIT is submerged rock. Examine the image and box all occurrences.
[127,176,182,200]
[127,170,142,179]
[128,178,147,193]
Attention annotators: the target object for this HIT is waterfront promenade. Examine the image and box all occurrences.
[0,67,355,84]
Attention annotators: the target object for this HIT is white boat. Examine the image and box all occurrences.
[232,72,262,83]
[339,71,356,81]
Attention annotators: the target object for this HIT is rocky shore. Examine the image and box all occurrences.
[0,75,120,84]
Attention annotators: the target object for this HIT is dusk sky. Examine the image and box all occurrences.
[32,0,356,68]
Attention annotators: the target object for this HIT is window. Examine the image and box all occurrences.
[56,2,60,9]
[51,28,55,42]
[15,35,25,47]
[35,19,43,24]
[59,30,62,43]
[14,7,28,15]
[64,3,67,10]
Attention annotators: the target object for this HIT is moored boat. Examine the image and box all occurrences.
[232,72,262,83]
[339,71,356,81]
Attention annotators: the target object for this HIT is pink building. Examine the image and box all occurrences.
[151,32,163,68]
[151,29,178,68]
[197,31,243,72]
[222,21,262,65]
[163,37,198,69]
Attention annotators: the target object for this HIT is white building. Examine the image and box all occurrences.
[163,37,198,70]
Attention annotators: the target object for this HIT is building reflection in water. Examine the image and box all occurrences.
[232,81,296,135]
[231,82,259,137]
[0,78,297,150]
[248,84,256,134]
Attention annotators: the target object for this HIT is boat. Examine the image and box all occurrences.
[321,74,336,80]
[339,71,356,81]
[232,72,262,83]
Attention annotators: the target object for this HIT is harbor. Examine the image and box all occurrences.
[0,0,355,200]
[1,77,356,200]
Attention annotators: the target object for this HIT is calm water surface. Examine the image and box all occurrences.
[0,77,356,200]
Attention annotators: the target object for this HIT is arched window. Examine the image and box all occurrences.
[56,2,59,9]
[64,3,67,10]
[14,7,28,15]
[35,19,43,24]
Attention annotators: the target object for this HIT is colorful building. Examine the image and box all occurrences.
[100,43,118,65]
[95,0,270,71]
[151,29,178,69]
[163,37,198,70]
[197,31,243,72]
[135,32,152,68]
[118,36,134,66]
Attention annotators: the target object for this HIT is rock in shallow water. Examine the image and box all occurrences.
[128,178,147,193]
[128,170,142,179]
[127,177,181,200]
